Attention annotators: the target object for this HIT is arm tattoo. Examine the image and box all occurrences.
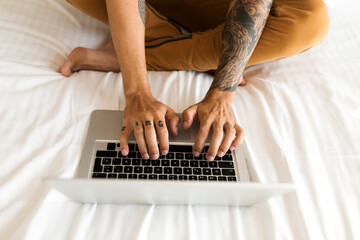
[158,121,164,127]
[210,0,272,92]
[145,120,151,126]
[138,0,145,26]
[121,126,126,131]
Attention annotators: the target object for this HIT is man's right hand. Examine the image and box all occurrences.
[119,94,180,160]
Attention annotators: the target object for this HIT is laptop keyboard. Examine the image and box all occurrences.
[92,142,237,181]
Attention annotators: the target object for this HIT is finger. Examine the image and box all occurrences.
[217,123,236,157]
[165,107,180,136]
[230,124,245,150]
[134,121,149,159]
[119,124,132,156]
[182,104,198,130]
[155,118,169,156]
[193,121,211,157]
[206,123,224,161]
[143,119,159,160]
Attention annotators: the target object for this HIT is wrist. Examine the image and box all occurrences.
[204,88,235,104]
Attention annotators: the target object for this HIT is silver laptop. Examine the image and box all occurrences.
[44,110,295,206]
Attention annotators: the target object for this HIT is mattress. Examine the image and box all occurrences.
[0,0,359,239]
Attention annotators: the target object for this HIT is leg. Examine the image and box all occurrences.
[145,0,330,71]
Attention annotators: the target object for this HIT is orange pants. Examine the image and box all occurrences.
[67,0,330,71]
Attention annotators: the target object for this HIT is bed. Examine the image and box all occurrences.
[0,0,359,239]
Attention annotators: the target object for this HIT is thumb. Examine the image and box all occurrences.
[165,107,181,136]
[182,104,198,130]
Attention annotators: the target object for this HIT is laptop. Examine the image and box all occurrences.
[44,110,295,206]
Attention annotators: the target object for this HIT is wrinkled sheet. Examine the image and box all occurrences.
[0,0,359,239]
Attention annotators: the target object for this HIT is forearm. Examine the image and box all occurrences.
[209,0,272,93]
[105,0,151,99]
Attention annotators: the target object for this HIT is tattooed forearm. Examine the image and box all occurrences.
[138,0,145,25]
[210,0,272,91]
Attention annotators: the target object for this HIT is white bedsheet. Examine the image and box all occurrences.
[0,0,359,239]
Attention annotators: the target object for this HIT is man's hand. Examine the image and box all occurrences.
[120,94,180,160]
[182,89,244,161]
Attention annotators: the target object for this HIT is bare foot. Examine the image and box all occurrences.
[59,41,120,77]
[206,70,246,86]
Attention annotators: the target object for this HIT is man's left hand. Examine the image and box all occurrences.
[182,89,244,161]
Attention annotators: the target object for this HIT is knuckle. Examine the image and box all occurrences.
[134,127,144,135]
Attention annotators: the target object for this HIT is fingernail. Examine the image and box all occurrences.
[218,151,225,157]
[142,153,149,159]
[161,150,168,156]
[194,151,200,157]
[208,155,214,161]
[230,146,235,151]
[121,149,127,156]
[151,154,159,159]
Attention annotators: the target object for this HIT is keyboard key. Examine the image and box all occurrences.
[209,161,217,168]
[189,176,198,180]
[108,173,117,179]
[104,166,113,172]
[179,176,188,180]
[169,145,192,152]
[151,160,160,166]
[132,159,141,165]
[200,161,208,167]
[149,174,158,180]
[215,156,221,160]
[228,177,237,181]
[183,168,191,174]
[159,175,168,180]
[102,158,111,165]
[128,152,136,158]
[154,167,162,174]
[93,158,103,172]
[222,169,235,176]
[118,151,127,158]
[112,158,121,165]
[194,154,203,160]
[180,160,189,167]
[142,159,151,166]
[166,152,174,159]
[185,153,193,159]
[144,167,153,173]
[161,160,170,166]
[114,166,123,173]
[96,150,117,157]
[169,175,177,180]
[222,154,233,161]
[128,174,137,179]
[203,168,211,175]
[208,176,217,181]
[139,174,147,179]
[176,153,184,159]
[117,143,120,148]
[134,166,143,173]
[118,174,127,179]
[193,168,201,175]
[174,167,182,174]
[92,173,106,178]
[199,176,207,181]
[164,167,172,174]
[218,176,227,181]
[107,143,116,150]
[171,160,179,166]
[218,162,234,168]
[128,143,135,151]
[137,152,142,158]
[212,169,221,175]
[124,166,133,173]
[204,146,209,153]
[158,154,165,159]
[190,161,199,167]
[122,159,131,165]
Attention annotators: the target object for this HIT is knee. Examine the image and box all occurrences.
[286,0,330,51]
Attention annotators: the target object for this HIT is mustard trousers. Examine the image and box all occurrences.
[67,0,330,71]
